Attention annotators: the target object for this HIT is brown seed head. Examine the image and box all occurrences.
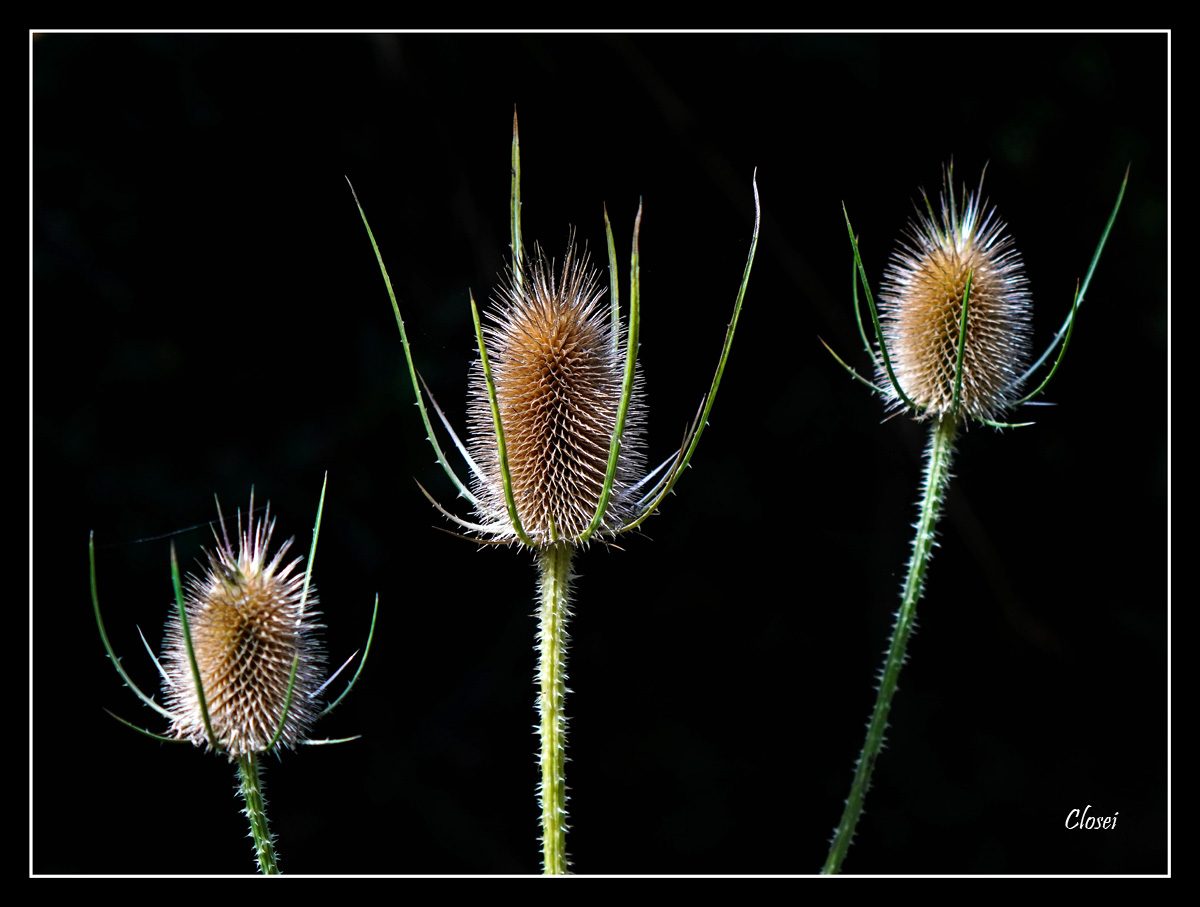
[880,173,1032,421]
[162,506,323,757]
[468,242,646,545]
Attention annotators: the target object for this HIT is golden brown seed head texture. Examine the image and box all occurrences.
[880,175,1032,421]
[468,243,646,546]
[162,509,323,757]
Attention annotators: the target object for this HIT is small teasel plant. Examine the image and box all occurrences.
[351,111,759,873]
[820,164,1128,873]
[91,476,379,874]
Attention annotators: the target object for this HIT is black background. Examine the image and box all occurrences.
[34,33,1167,875]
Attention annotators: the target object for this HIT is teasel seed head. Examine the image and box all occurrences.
[879,170,1032,422]
[468,242,647,547]
[351,115,760,551]
[162,503,324,758]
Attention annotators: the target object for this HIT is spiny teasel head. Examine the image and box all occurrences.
[468,242,647,547]
[351,114,760,553]
[162,502,324,758]
[879,170,1033,422]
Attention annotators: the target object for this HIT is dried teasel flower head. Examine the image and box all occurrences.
[878,168,1033,422]
[92,477,379,760]
[162,496,324,757]
[91,479,380,875]
[830,164,1126,430]
[467,241,647,546]
[351,111,760,552]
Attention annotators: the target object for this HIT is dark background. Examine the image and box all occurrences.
[34,33,1167,875]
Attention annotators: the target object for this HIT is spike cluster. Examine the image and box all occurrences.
[879,174,1032,422]
[162,506,324,757]
[468,245,646,546]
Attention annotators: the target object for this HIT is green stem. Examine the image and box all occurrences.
[823,416,958,874]
[536,543,573,875]
[238,753,280,875]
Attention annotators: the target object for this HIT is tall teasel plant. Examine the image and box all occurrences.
[91,476,380,875]
[820,164,1128,874]
[351,111,759,873]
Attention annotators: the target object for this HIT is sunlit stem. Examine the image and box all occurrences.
[238,753,280,875]
[824,415,958,874]
[537,543,573,875]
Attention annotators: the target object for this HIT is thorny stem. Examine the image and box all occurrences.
[823,415,958,874]
[537,543,573,875]
[238,753,280,875]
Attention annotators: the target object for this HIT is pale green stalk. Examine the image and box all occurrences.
[238,754,280,875]
[537,543,574,875]
[823,415,958,874]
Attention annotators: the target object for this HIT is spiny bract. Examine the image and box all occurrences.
[468,243,646,546]
[879,172,1032,421]
[162,505,324,757]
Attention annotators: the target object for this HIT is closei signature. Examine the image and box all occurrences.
[1065,805,1119,830]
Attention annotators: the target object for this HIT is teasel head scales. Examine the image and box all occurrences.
[467,242,646,547]
[879,172,1033,422]
[162,506,324,757]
